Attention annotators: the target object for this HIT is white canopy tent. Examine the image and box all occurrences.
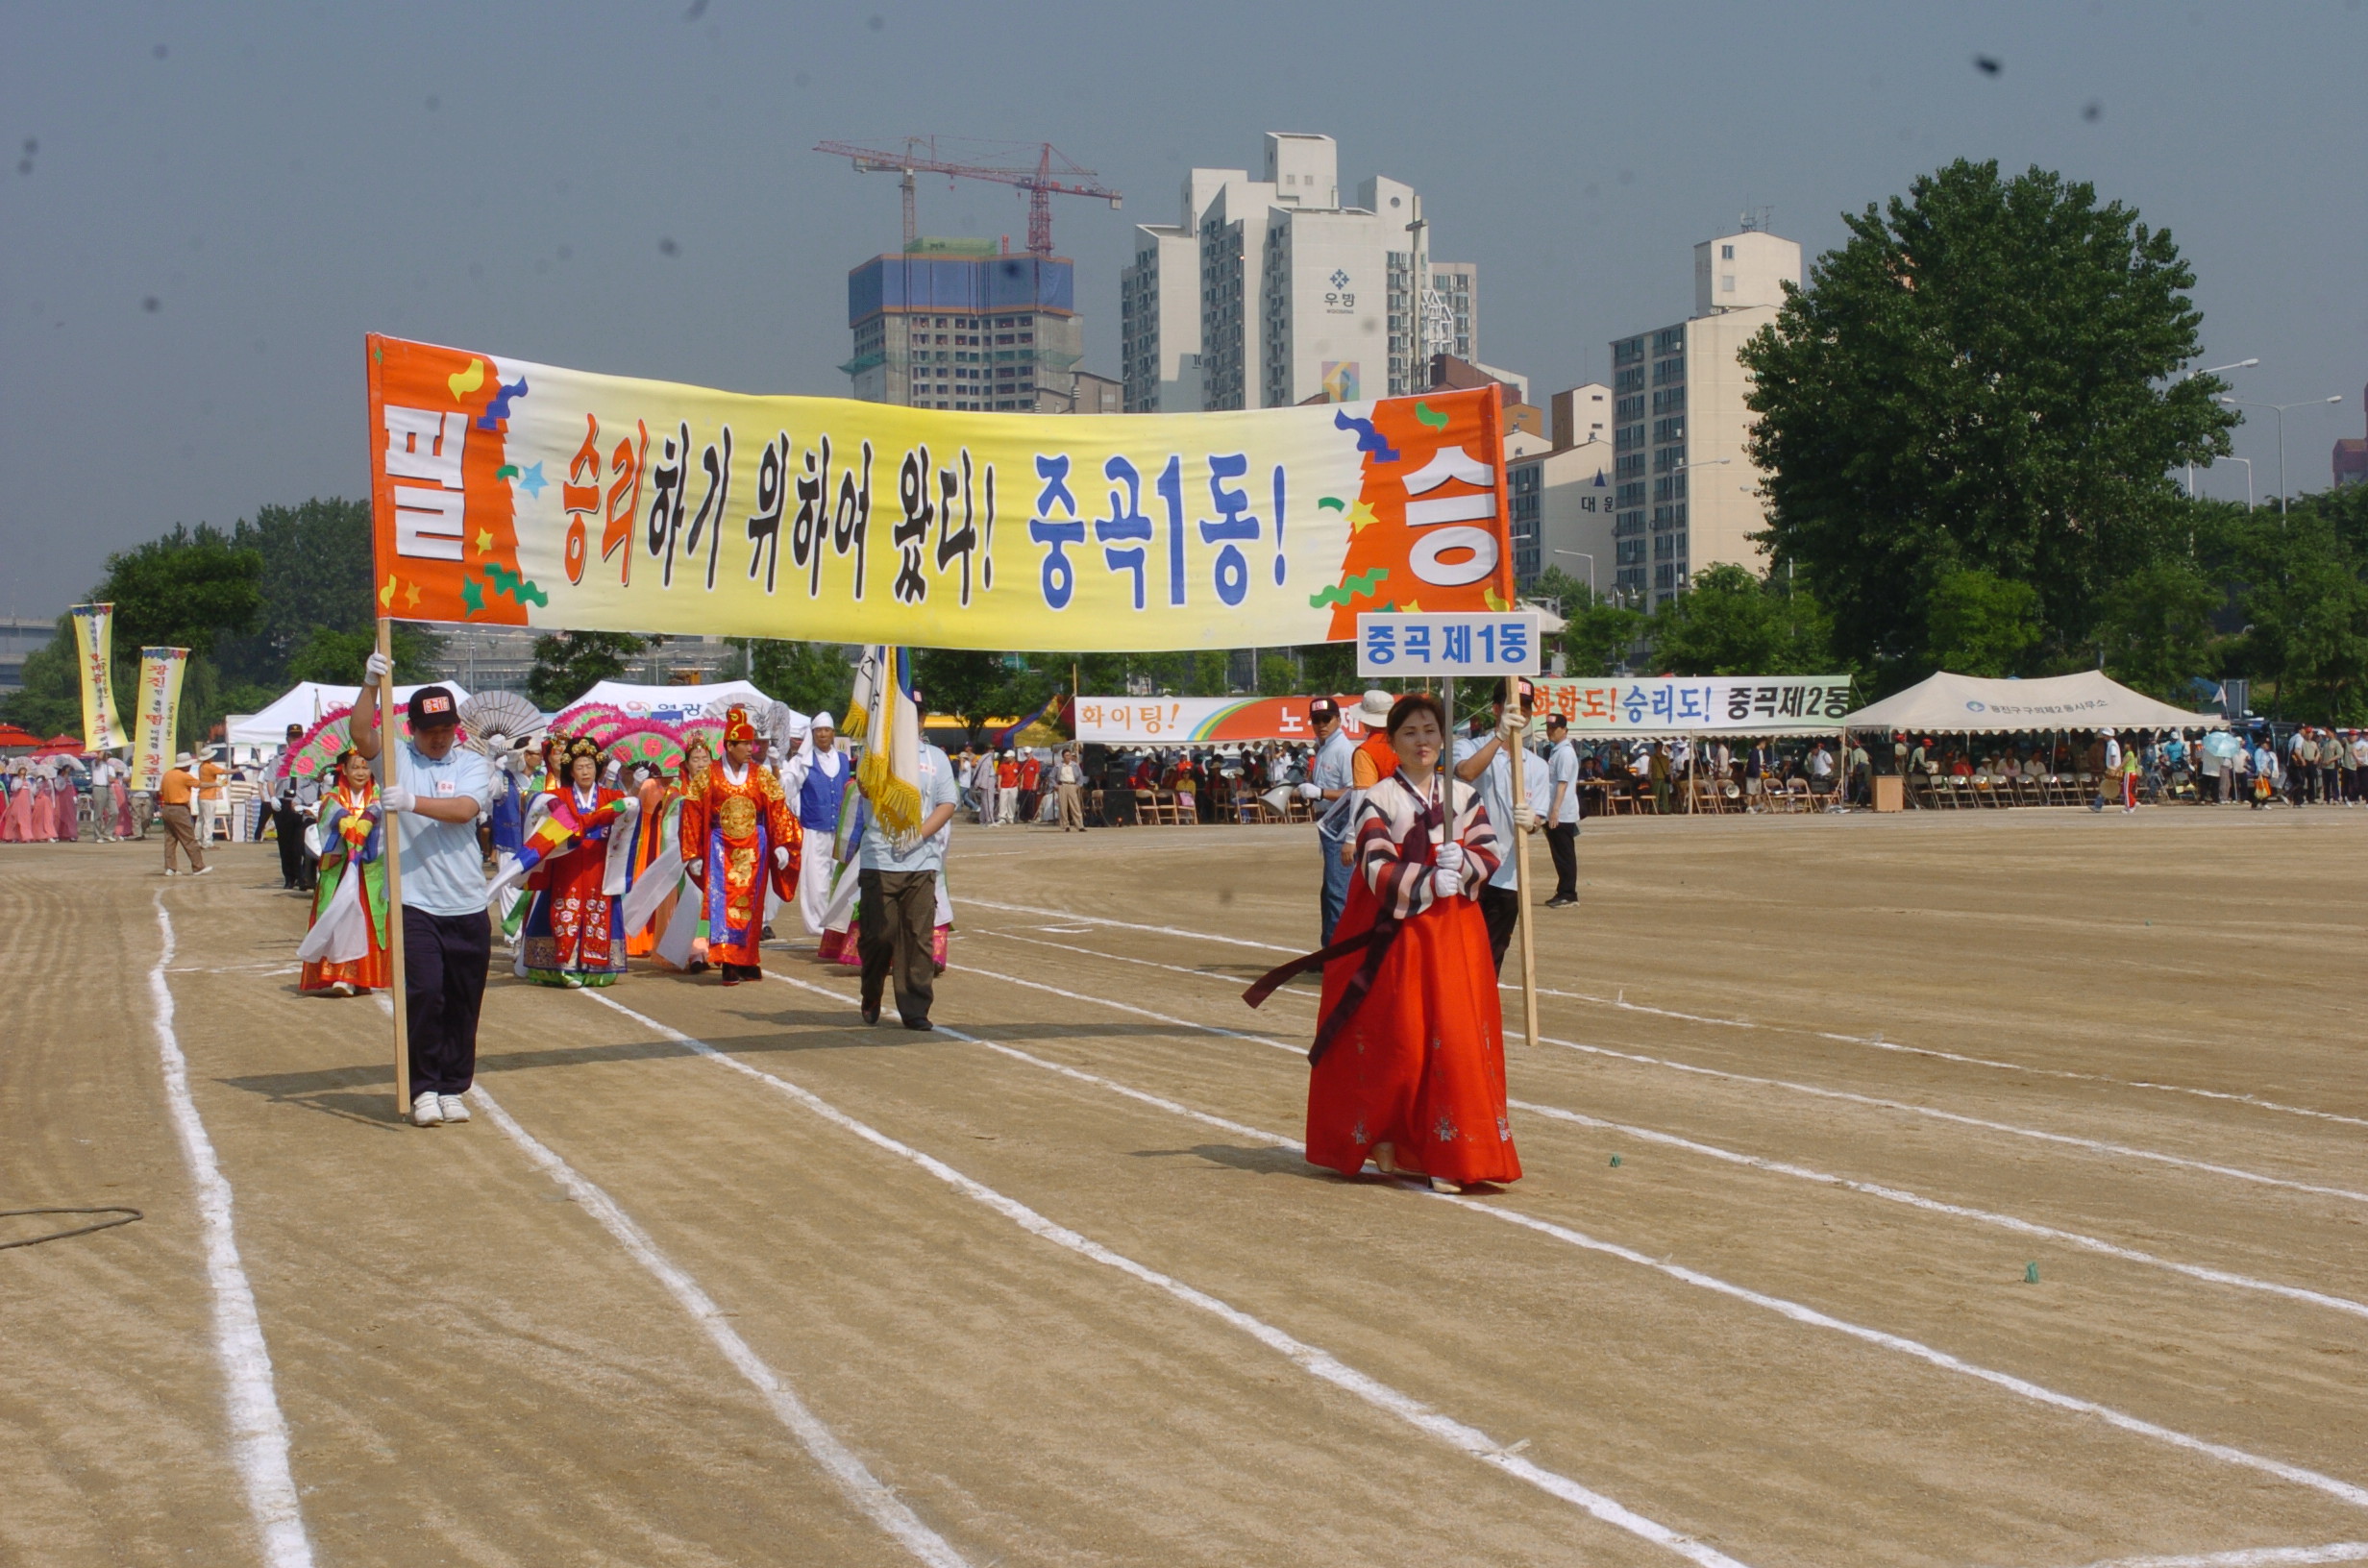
[226,680,475,747]
[1842,671,2223,735]
[562,678,772,725]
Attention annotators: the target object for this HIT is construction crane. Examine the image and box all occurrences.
[815,136,1122,257]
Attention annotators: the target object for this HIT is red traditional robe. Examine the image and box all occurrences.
[678,761,800,969]
[1305,771,1521,1186]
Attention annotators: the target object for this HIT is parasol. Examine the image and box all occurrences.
[460,691,545,759]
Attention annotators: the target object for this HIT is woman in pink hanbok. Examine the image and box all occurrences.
[29,773,57,840]
[53,769,81,841]
[0,767,33,842]
[111,767,135,838]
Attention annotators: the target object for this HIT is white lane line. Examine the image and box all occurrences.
[2054,1544,2368,1567]
[964,901,2368,1133]
[816,963,2368,1514]
[149,896,315,1568]
[589,989,1752,1568]
[964,934,2368,1320]
[469,1084,971,1568]
[963,927,2368,1210]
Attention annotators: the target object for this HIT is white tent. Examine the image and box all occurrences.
[226,680,475,747]
[1841,670,2223,734]
[562,678,773,725]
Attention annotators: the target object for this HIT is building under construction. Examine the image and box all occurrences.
[842,238,1116,413]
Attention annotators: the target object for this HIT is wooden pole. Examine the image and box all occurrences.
[1507,674,1541,1054]
[377,619,410,1117]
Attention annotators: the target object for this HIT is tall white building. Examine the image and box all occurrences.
[1119,135,1475,412]
[1605,225,1801,607]
[1507,384,1614,588]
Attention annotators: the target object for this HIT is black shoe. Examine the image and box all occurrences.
[1545,894,1577,908]
[860,999,881,1026]
[901,1015,933,1032]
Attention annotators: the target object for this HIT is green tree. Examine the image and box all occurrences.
[1647,562,1838,675]
[0,621,79,737]
[1923,568,2045,676]
[1561,593,1648,677]
[528,631,654,710]
[732,639,854,719]
[2211,505,2368,723]
[911,649,1055,746]
[1741,159,2235,689]
[2095,558,2221,699]
[95,524,264,656]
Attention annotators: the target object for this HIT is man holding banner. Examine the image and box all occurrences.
[354,657,494,1128]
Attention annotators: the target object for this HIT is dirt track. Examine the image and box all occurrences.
[5,807,2365,1567]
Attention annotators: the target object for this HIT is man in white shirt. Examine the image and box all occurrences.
[1303,698,1356,942]
[855,733,961,1031]
[354,662,495,1128]
[779,716,849,935]
[1543,713,1582,908]
[1451,680,1550,971]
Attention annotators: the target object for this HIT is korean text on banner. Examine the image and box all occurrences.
[363,335,1513,652]
[1357,611,1540,676]
[1534,676,1855,736]
[130,648,189,792]
[69,602,125,752]
[1074,694,1373,747]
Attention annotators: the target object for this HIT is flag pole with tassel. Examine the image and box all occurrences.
[378,618,411,1118]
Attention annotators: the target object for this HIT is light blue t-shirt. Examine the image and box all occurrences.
[859,744,960,873]
[391,741,494,918]
[1546,739,1583,826]
[1312,726,1357,840]
[1452,731,1553,890]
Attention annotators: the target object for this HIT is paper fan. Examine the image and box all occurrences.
[605,720,686,775]
[552,700,631,745]
[277,706,355,782]
[460,690,545,756]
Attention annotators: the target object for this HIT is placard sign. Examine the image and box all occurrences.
[1357,611,1541,677]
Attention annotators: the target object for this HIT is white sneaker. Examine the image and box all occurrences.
[437,1094,471,1123]
[411,1091,443,1127]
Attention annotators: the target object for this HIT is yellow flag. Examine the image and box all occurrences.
[130,648,189,792]
[69,603,125,752]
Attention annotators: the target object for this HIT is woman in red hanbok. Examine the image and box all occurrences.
[516,737,639,988]
[1,766,33,842]
[298,751,391,995]
[1247,691,1519,1192]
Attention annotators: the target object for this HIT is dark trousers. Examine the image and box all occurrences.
[1477,882,1520,975]
[858,869,938,1022]
[405,908,490,1097]
[274,803,316,889]
[1544,822,1579,902]
[1319,831,1353,945]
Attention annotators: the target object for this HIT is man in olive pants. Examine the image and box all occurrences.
[855,737,961,1030]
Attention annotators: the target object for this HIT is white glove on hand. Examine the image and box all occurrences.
[380,786,415,814]
[1297,781,1322,800]
[1497,709,1528,741]
[685,858,704,881]
[1432,865,1462,900]
[773,845,790,870]
[1513,803,1538,832]
[1434,841,1466,876]
[891,830,923,859]
[364,650,391,682]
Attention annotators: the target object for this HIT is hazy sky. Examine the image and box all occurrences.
[6,0,2365,616]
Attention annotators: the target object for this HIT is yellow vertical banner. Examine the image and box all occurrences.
[130,648,189,792]
[69,602,125,753]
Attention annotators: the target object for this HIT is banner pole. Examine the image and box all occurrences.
[1508,673,1540,1054]
[378,618,411,1118]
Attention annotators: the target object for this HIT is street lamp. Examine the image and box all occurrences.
[1553,550,1596,600]
[2219,395,2344,514]
[2184,357,2257,497]
[2217,455,2253,511]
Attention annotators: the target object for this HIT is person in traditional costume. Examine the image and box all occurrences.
[779,714,850,935]
[1246,691,1520,1194]
[53,765,81,841]
[513,736,640,988]
[621,761,678,959]
[1,762,35,842]
[678,708,798,985]
[297,750,391,996]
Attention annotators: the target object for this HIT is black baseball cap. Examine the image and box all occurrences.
[1308,697,1339,722]
[407,685,459,726]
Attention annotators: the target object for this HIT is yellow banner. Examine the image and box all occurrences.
[130,648,189,792]
[69,603,124,752]
[364,335,1513,651]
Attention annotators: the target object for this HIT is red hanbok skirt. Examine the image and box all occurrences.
[1304,878,1521,1186]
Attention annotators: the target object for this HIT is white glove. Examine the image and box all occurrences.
[1297,781,1322,800]
[891,830,923,858]
[380,786,416,813]
[772,845,790,870]
[1432,865,1462,900]
[364,650,391,682]
[1513,803,1538,832]
[685,858,704,881]
[1497,709,1527,741]
[1434,841,1466,876]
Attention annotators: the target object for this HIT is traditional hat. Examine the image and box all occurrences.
[724,705,757,744]
[809,712,835,733]
[562,735,602,770]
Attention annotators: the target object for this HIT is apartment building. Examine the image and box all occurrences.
[1607,226,1800,606]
